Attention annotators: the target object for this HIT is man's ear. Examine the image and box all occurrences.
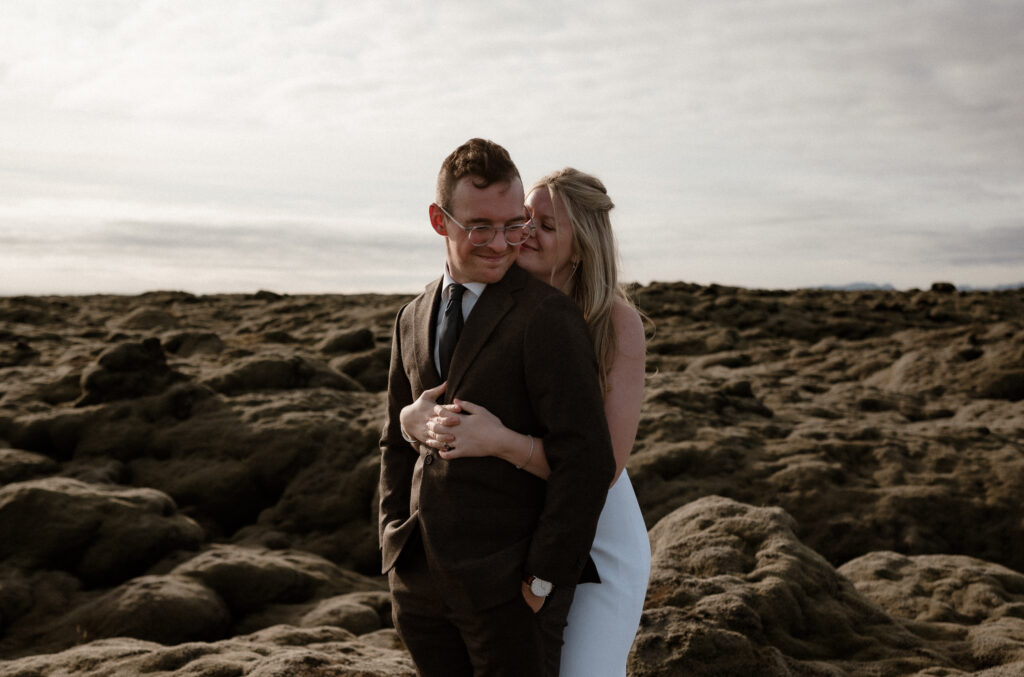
[429,204,448,237]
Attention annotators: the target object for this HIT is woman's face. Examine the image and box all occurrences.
[517,187,577,290]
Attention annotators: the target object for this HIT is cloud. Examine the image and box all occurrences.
[0,216,440,295]
[0,0,1022,293]
[929,224,1024,267]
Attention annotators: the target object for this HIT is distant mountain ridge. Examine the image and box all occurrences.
[813,282,1024,292]
[814,282,896,291]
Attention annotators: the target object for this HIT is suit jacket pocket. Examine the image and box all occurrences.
[381,511,420,574]
[445,536,530,611]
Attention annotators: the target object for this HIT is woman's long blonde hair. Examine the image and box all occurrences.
[530,168,641,393]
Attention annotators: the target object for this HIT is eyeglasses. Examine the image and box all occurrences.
[436,204,533,247]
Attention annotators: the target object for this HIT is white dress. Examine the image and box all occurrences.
[560,469,650,676]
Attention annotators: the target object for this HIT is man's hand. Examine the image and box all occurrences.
[399,382,447,445]
[521,581,545,613]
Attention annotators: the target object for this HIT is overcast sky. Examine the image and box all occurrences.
[2,0,1022,294]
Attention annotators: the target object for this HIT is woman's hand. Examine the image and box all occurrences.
[428,399,510,461]
[399,382,447,445]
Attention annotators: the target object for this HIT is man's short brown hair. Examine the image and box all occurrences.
[436,138,521,211]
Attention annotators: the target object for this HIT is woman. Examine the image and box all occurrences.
[401,168,650,676]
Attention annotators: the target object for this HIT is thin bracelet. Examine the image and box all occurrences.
[516,434,534,470]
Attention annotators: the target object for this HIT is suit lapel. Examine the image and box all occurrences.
[445,267,525,398]
[414,278,444,390]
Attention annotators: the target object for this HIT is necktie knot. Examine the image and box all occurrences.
[446,283,466,312]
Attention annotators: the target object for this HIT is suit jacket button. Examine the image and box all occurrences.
[424,454,434,465]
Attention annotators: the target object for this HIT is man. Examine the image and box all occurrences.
[379,138,615,676]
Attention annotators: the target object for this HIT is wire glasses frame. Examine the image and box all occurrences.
[435,204,534,247]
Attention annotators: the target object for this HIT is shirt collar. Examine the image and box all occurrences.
[442,267,486,300]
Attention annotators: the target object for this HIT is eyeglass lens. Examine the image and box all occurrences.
[438,203,533,247]
[469,224,531,246]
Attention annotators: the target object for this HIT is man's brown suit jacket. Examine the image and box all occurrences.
[379,264,616,610]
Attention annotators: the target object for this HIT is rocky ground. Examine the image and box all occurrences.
[0,282,1021,676]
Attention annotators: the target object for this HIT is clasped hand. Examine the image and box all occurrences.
[426,398,501,460]
[398,381,504,460]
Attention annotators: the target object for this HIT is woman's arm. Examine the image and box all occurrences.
[427,399,552,477]
[429,299,646,484]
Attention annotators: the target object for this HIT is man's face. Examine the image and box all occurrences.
[431,176,526,285]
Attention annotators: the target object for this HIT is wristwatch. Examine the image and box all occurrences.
[524,574,553,597]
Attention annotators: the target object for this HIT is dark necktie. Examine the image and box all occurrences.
[438,283,466,378]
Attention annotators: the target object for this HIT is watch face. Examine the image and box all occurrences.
[530,577,553,597]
